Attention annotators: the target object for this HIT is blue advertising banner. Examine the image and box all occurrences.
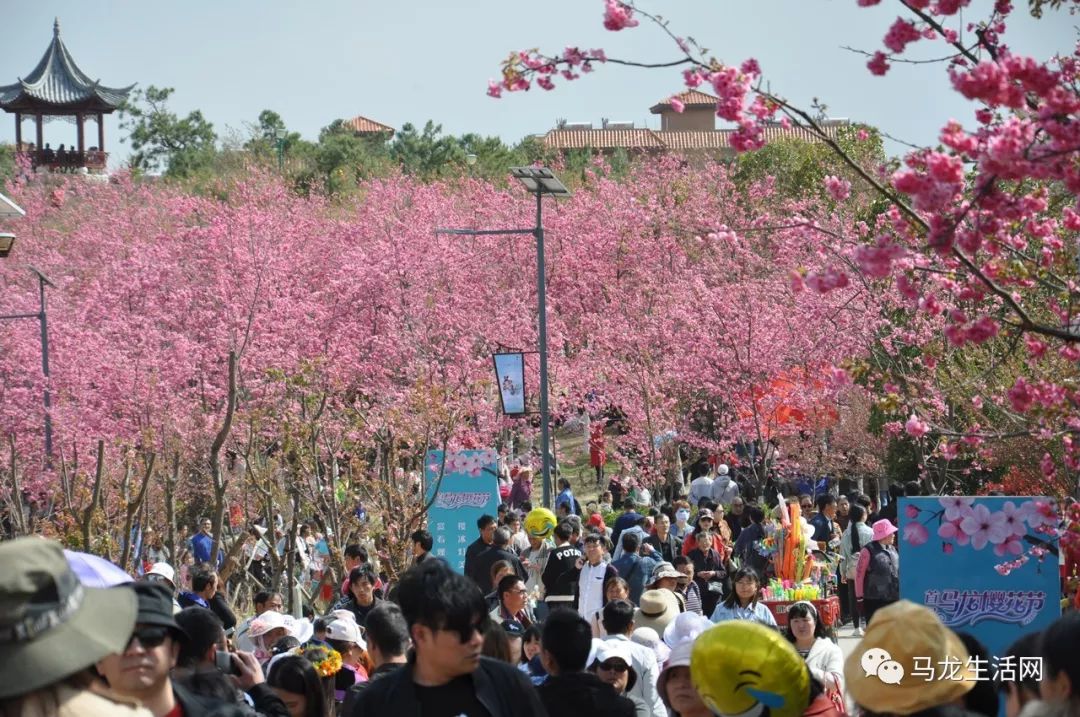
[425,449,501,573]
[899,496,1061,659]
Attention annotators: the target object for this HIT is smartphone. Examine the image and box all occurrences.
[215,650,239,676]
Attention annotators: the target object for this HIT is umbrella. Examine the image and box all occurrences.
[63,549,133,588]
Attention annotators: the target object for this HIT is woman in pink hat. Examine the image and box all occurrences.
[855,519,900,624]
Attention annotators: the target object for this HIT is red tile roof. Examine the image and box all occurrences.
[542,121,847,152]
[650,89,720,113]
[344,115,395,135]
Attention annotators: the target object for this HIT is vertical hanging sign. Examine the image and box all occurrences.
[493,352,527,416]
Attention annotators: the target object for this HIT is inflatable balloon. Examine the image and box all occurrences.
[691,621,810,717]
[524,508,557,540]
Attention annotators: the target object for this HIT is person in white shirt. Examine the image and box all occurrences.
[687,470,714,508]
[578,535,616,635]
[602,599,666,717]
[784,600,844,694]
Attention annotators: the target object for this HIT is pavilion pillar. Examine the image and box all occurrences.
[76,113,85,154]
[97,112,104,152]
[14,112,21,148]
[35,114,43,150]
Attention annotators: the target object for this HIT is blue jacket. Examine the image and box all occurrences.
[610,552,659,604]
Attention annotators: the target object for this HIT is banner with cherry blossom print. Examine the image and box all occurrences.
[899,497,1061,658]
[425,449,501,573]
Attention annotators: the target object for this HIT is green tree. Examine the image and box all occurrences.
[118,86,217,178]
[389,121,466,180]
[0,144,16,186]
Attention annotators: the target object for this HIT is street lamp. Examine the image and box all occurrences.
[435,166,570,507]
[274,128,287,172]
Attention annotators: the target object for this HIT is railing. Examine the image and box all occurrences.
[20,150,108,172]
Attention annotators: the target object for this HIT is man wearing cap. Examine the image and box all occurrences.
[97,583,250,716]
[0,538,150,716]
[145,562,183,614]
[602,599,665,717]
[578,533,618,631]
[593,641,650,717]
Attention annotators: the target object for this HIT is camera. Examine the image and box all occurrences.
[215,650,239,676]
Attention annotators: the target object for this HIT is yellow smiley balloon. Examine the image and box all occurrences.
[524,508,557,540]
[691,621,810,717]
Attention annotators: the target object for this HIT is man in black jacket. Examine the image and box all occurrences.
[342,601,410,714]
[347,558,546,717]
[537,609,635,717]
[471,526,527,593]
[463,514,497,585]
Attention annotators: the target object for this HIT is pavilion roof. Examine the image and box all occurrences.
[0,19,134,113]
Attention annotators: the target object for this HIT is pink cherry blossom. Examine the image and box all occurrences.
[994,535,1024,556]
[905,504,921,519]
[938,518,971,546]
[824,176,852,201]
[941,496,976,518]
[959,504,1010,550]
[1000,501,1030,537]
[904,521,930,546]
[905,414,930,438]
[943,542,954,555]
[867,51,890,76]
[602,0,639,31]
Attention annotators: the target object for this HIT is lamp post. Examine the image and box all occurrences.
[435,166,570,507]
[274,128,287,172]
[0,192,52,460]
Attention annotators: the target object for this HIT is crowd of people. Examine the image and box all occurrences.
[2,468,1078,717]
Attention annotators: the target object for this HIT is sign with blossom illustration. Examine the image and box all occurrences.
[425,449,500,573]
[899,497,1061,658]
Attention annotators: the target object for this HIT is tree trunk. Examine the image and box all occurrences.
[119,453,155,571]
[82,440,105,553]
[5,434,25,537]
[209,351,238,565]
[165,453,179,565]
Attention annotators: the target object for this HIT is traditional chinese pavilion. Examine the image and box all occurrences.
[0,19,134,173]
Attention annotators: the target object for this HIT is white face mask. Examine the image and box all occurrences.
[676,510,690,524]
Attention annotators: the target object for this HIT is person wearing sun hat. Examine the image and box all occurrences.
[591,639,651,717]
[634,588,682,635]
[855,518,901,623]
[0,538,150,715]
[844,600,977,716]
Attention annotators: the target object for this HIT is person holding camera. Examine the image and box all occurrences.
[173,606,292,716]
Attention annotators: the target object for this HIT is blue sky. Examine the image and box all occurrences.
[1,1,1073,160]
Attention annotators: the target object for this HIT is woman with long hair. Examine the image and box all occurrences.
[840,504,873,636]
[267,653,333,717]
[709,566,777,627]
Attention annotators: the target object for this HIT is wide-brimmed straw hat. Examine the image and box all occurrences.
[844,600,975,715]
[0,538,138,699]
[634,589,681,634]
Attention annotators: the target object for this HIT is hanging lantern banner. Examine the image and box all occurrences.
[493,352,526,415]
[899,496,1061,661]
[425,449,500,573]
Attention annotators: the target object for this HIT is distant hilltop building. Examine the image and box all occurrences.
[541,89,849,156]
[341,114,395,139]
[0,19,134,173]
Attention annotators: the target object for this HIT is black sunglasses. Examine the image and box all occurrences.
[599,661,629,673]
[128,626,170,649]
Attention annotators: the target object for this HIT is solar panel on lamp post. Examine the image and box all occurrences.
[510,167,569,509]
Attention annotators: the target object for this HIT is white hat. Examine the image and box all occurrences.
[632,626,671,665]
[147,562,175,586]
[717,464,729,475]
[326,618,366,649]
[248,611,313,644]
